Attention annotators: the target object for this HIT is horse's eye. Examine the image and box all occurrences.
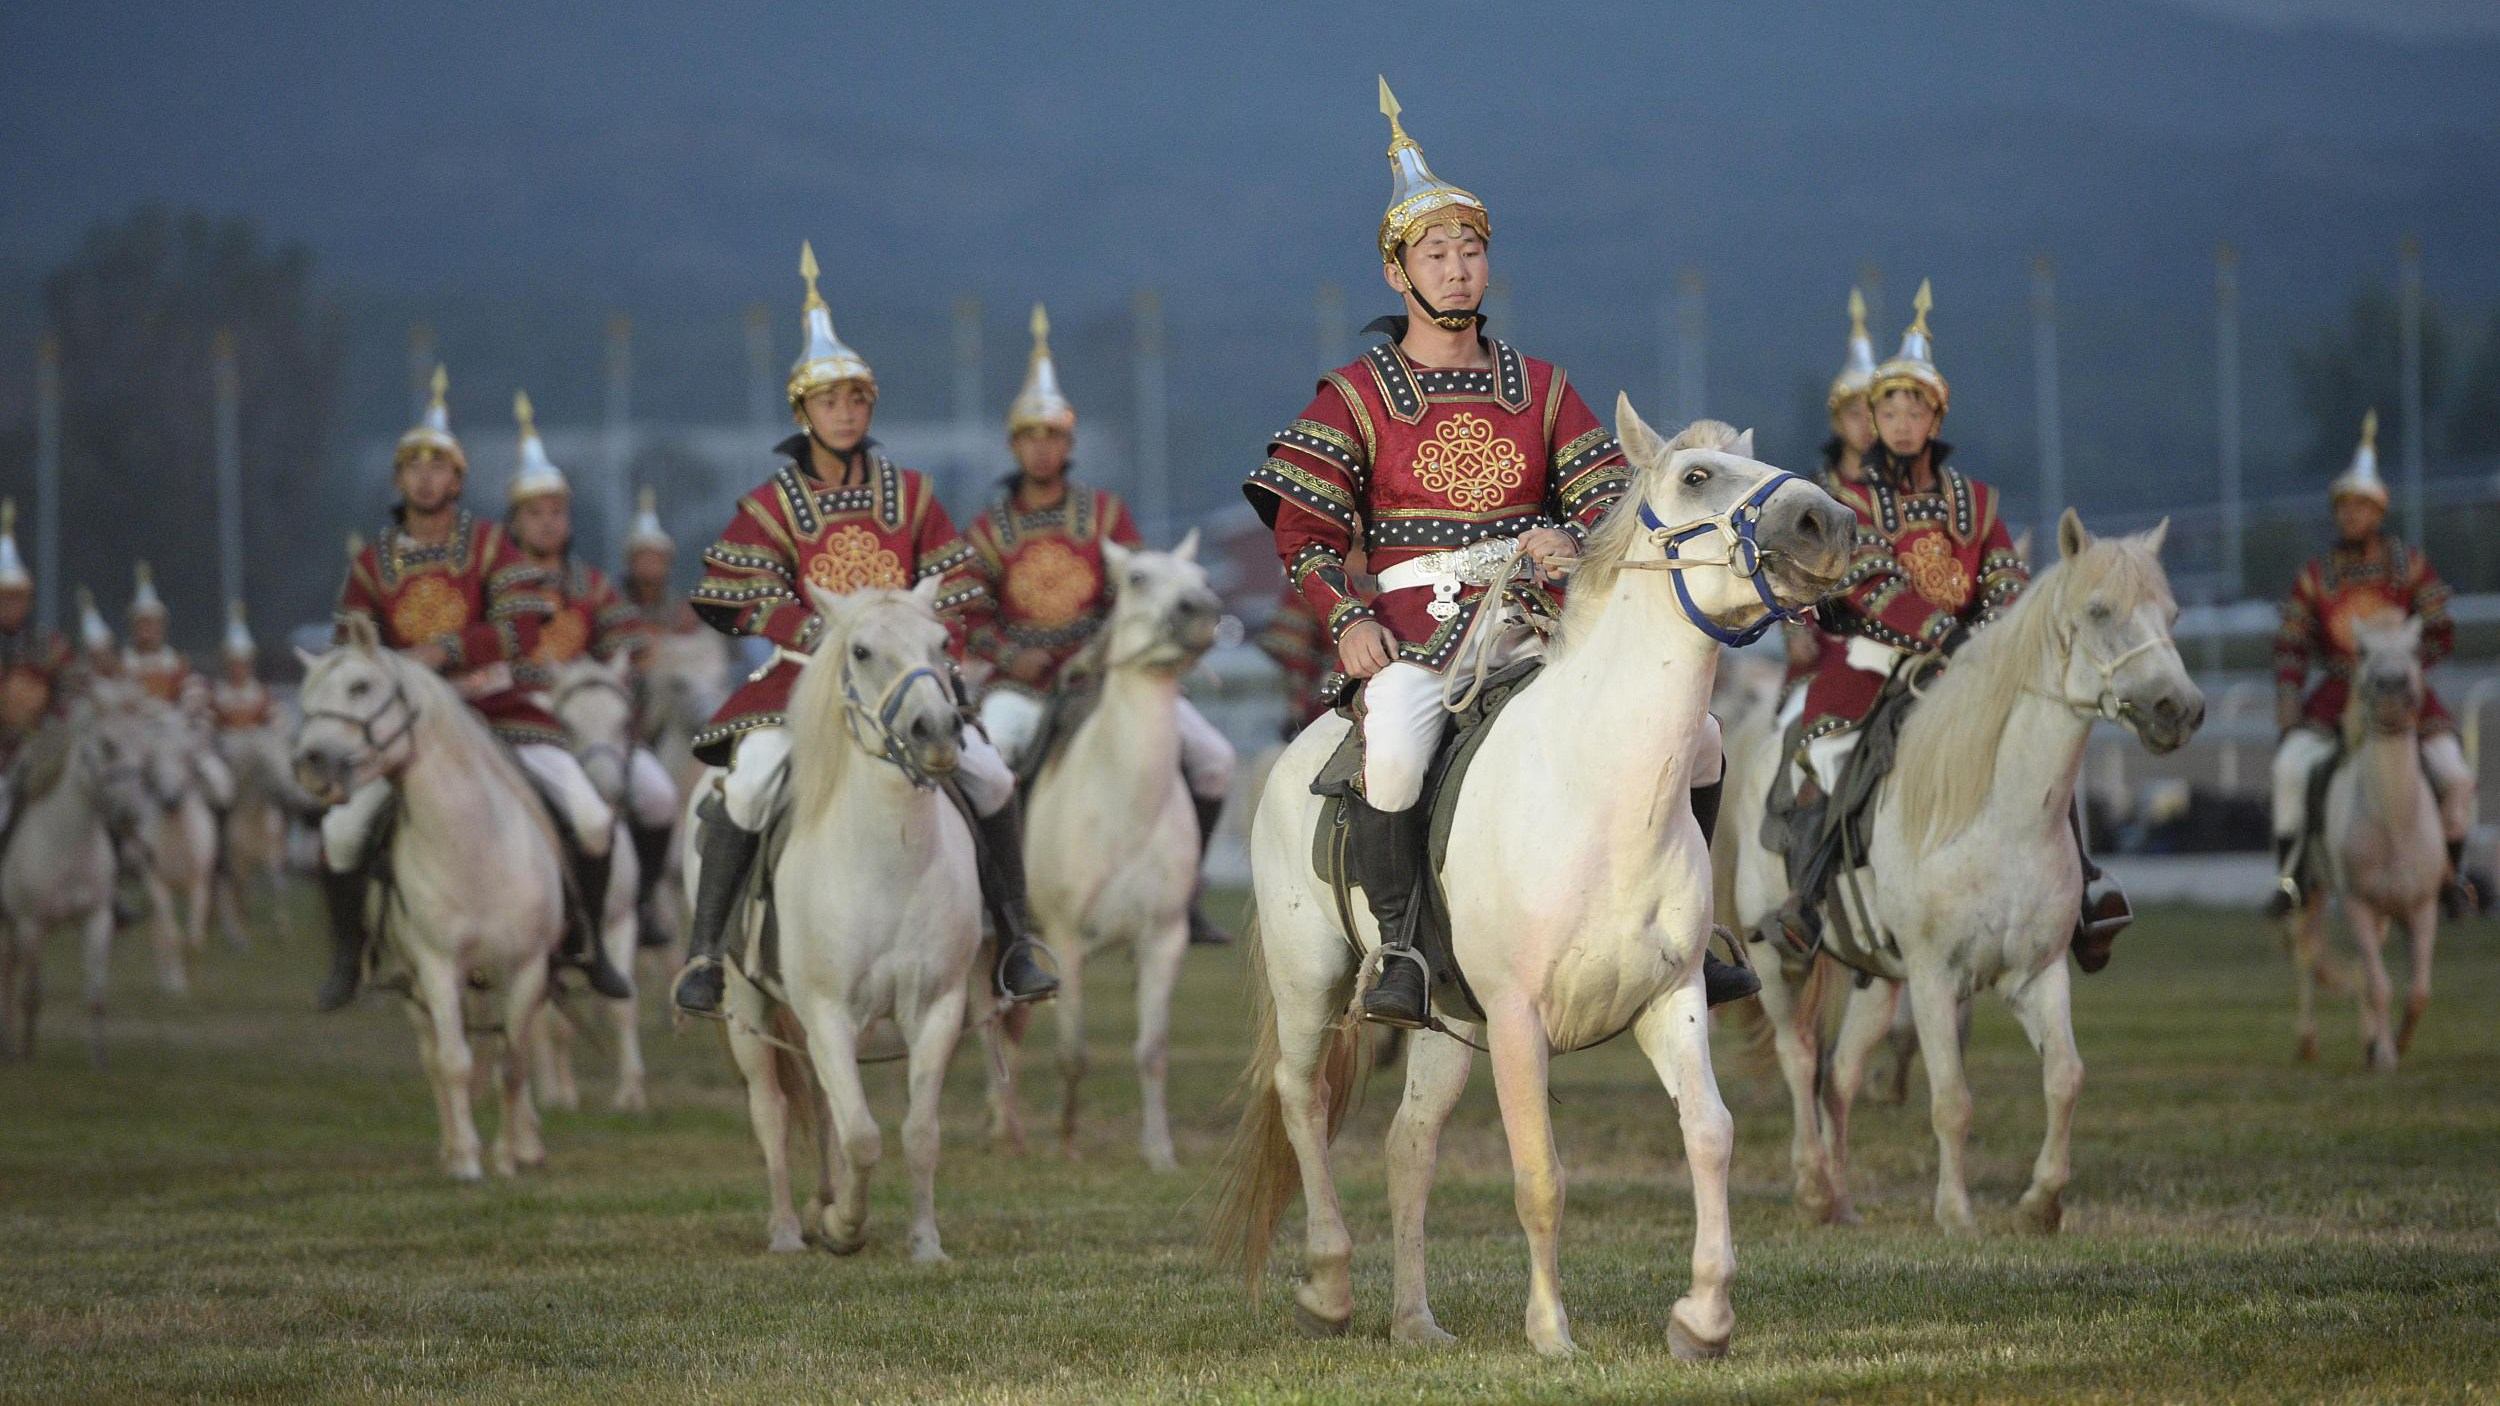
[1682,467,1710,488]
[348,680,371,698]
[99,742,118,761]
[1130,571,1146,587]
[851,643,871,662]
[2087,602,2112,624]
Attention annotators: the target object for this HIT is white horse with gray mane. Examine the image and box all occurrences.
[981,531,1221,1170]
[2289,614,2447,1071]
[292,619,568,1179]
[211,717,307,951]
[128,696,228,997]
[1726,512,2201,1234]
[1211,402,1853,1359]
[0,699,153,1064]
[707,579,984,1259]
[532,653,654,1112]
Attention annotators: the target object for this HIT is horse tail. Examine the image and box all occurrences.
[766,1005,820,1152]
[1206,910,1363,1293]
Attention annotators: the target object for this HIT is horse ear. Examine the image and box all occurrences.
[907,574,945,612]
[2057,508,2091,561]
[1172,527,1201,563]
[294,645,323,672]
[1614,392,1670,471]
[2011,529,2034,568]
[341,614,381,653]
[804,583,853,621]
[2140,517,2171,556]
[1732,428,1756,460]
[2402,614,2425,648]
[1102,540,1133,575]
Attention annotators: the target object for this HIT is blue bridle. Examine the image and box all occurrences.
[1633,469,1810,648]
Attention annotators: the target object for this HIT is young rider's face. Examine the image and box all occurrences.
[1385,224,1487,322]
[1832,399,1876,462]
[513,495,572,558]
[799,383,875,454]
[396,451,463,515]
[130,615,167,652]
[1011,427,1073,484]
[2334,494,2385,545]
[1875,390,1938,459]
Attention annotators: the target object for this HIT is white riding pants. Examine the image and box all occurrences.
[2275,725,2474,843]
[980,687,1236,802]
[319,741,612,872]
[719,722,1014,834]
[622,745,679,830]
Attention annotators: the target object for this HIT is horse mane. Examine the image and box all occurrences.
[307,637,540,812]
[1891,532,2172,855]
[786,598,880,823]
[13,715,78,808]
[1559,419,1744,644]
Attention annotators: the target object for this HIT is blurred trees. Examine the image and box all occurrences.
[43,204,345,646]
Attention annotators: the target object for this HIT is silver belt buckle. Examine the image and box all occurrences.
[1426,578,1461,622]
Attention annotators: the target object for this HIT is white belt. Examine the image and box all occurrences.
[1376,537,1521,622]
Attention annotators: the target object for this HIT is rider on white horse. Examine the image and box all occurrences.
[1770,283,2134,971]
[312,367,632,1010]
[1242,80,1752,1028]
[504,394,681,933]
[669,244,1056,1017]
[2266,410,2475,917]
[121,563,237,812]
[964,304,1238,945]
[1775,291,1879,724]
[0,501,75,838]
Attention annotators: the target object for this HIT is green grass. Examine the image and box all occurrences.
[4,896,2497,1403]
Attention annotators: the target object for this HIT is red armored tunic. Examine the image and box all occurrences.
[631,591,707,639]
[530,559,650,668]
[336,512,564,747]
[2274,532,2454,733]
[0,624,73,765]
[964,478,1141,693]
[210,676,275,731]
[1800,451,2028,742]
[689,437,989,765]
[1255,588,1334,732]
[1243,331,1628,704]
[124,647,207,717]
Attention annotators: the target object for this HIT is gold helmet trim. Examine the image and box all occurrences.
[786,241,877,408]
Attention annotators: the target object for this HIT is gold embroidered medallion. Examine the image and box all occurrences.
[1409,412,1529,514]
[1004,538,1096,627]
[805,525,909,595]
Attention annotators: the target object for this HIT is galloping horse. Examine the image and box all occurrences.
[710,579,984,1259]
[534,654,650,1113]
[1728,512,2200,1233]
[984,532,1220,1170]
[129,697,224,997]
[2289,615,2447,1070]
[0,700,153,1064]
[293,619,569,1179]
[212,717,306,950]
[1212,402,1853,1359]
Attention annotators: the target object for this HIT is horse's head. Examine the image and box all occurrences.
[801,577,965,783]
[2044,510,2203,754]
[1100,529,1223,676]
[63,700,152,839]
[1588,394,1854,644]
[290,616,419,805]
[2349,611,2424,737]
[550,654,636,806]
[129,697,195,813]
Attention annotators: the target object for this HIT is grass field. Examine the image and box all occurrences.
[4,894,2497,1403]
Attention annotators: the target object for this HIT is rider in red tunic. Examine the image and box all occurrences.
[122,561,236,812]
[1243,79,1752,1025]
[965,304,1240,945]
[317,367,633,1010]
[0,501,73,830]
[209,604,275,734]
[2266,410,2474,914]
[1778,290,1880,718]
[669,244,1056,1017]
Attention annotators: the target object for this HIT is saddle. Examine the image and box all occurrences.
[1306,656,1546,1020]
[1759,659,1934,981]
[2286,734,2350,898]
[1009,674,1105,792]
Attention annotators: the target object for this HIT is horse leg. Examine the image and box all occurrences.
[0,920,19,1060]
[1633,978,1737,1362]
[2348,905,2397,1071]
[2290,896,2325,1063]
[800,1001,879,1254]
[725,983,807,1253]
[1051,933,1088,1160]
[1752,954,1834,1223]
[980,1001,1031,1154]
[1487,997,1574,1357]
[2007,961,2082,1234]
[2396,898,2436,1056]
[81,904,114,1069]
[901,984,969,1264]
[1387,1026,1475,1346]
[147,872,188,998]
[606,900,646,1115]
[529,1001,577,1112]
[1904,966,1979,1235]
[1820,973,1900,1228]
[497,961,551,1175]
[1134,916,1186,1172]
[413,963,484,1180]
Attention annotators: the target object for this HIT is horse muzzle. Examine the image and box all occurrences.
[2132,686,2205,756]
[1759,494,1855,604]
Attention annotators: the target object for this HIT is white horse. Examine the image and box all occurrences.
[1211,403,1854,1359]
[0,701,153,1065]
[2290,615,2447,1071]
[293,619,568,1180]
[983,532,1220,1170]
[129,697,223,997]
[532,654,650,1113]
[640,626,732,799]
[212,719,305,951]
[708,579,984,1259]
[1728,512,2200,1234]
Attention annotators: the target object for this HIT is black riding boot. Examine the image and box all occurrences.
[1350,796,1433,1030]
[565,849,634,999]
[2070,802,2132,974]
[628,819,674,949]
[2264,835,2301,918]
[973,800,1059,1004]
[315,868,370,1012]
[2441,837,2476,918]
[1689,780,1760,1007]
[1770,781,1837,956]
[674,800,760,1016]
[1185,792,1233,947]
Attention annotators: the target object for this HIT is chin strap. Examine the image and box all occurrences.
[1390,263,1484,332]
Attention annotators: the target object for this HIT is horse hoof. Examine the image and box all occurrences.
[817,1226,867,1257]
[909,1240,951,1266]
[2018,1190,2063,1235]
[610,1089,647,1115]
[1291,1301,1351,1339]
[1668,1315,1729,1363]
[1823,1201,1862,1229]
[448,1164,485,1184]
[1144,1149,1179,1175]
[2296,1033,2318,1063]
[767,1228,807,1254]
[1530,1330,1579,1360]
[1391,1315,1456,1347]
